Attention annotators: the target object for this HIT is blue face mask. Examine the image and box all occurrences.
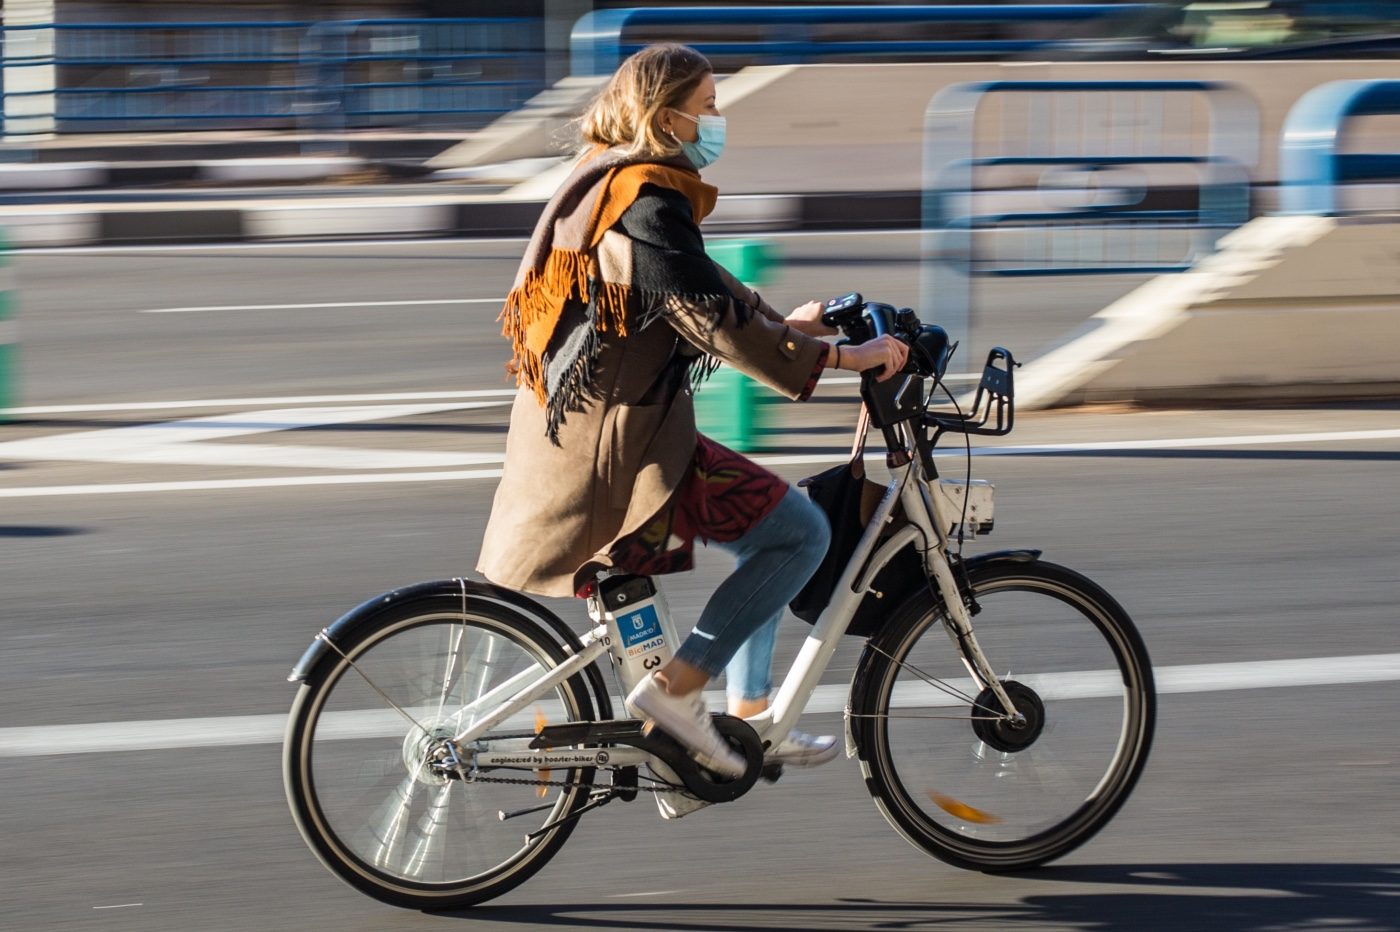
[671,110,726,169]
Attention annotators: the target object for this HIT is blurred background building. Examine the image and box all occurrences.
[3,1,1397,136]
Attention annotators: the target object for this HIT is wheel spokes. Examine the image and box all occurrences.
[885,586,1137,842]
[306,616,583,888]
[318,631,430,739]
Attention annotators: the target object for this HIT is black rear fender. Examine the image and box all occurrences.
[286,577,615,719]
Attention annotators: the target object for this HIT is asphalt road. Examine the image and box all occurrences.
[2,235,1398,932]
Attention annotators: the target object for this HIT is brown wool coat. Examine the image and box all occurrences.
[477,244,827,598]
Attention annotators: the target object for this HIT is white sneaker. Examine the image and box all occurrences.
[766,729,840,768]
[625,674,747,779]
[646,762,712,821]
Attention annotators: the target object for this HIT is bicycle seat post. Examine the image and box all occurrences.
[587,575,681,700]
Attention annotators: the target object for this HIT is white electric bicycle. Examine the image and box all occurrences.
[282,294,1156,911]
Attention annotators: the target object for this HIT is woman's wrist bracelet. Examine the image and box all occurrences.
[834,345,843,370]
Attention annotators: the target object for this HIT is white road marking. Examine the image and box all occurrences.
[25,442,503,472]
[0,380,868,417]
[978,428,1400,455]
[0,401,510,470]
[3,425,1399,498]
[5,389,517,416]
[14,237,529,256]
[0,469,507,498]
[141,298,503,314]
[92,904,144,910]
[3,653,1397,757]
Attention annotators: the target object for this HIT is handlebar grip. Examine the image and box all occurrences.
[862,303,902,362]
[865,302,895,339]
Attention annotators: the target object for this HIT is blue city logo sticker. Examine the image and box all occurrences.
[618,604,661,649]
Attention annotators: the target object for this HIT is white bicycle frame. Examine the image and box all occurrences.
[457,420,1017,776]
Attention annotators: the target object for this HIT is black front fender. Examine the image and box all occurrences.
[286,577,615,719]
[957,548,1043,579]
[876,548,1043,619]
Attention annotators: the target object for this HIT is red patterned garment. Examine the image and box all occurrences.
[606,435,789,580]
[598,345,830,589]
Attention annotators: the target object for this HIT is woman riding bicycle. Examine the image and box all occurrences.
[477,44,908,789]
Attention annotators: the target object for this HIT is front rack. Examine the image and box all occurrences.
[861,346,1017,443]
[925,347,1018,444]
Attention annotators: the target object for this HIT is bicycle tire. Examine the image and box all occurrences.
[284,592,597,910]
[851,559,1155,871]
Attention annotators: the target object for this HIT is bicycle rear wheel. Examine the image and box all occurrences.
[284,594,596,910]
[851,558,1155,871]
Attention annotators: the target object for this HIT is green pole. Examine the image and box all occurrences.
[0,229,14,422]
[696,238,777,452]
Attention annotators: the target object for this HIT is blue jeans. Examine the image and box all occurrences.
[724,607,781,703]
[672,487,831,699]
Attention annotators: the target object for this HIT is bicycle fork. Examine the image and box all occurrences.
[910,470,1026,726]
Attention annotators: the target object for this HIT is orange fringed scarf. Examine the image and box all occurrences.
[500,148,718,410]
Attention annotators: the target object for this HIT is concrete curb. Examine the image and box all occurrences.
[0,134,466,165]
[0,190,925,247]
[0,182,1219,246]
[0,155,590,194]
[0,158,370,191]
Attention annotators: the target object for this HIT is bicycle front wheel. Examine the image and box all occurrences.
[284,594,596,910]
[852,558,1155,871]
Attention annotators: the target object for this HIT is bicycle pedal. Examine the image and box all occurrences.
[760,762,784,784]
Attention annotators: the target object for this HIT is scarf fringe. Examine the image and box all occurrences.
[532,292,730,443]
[501,249,737,440]
[501,248,631,402]
[689,353,724,394]
[543,317,603,444]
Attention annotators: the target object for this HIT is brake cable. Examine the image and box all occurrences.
[906,334,980,616]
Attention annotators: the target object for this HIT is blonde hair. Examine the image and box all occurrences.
[577,44,713,158]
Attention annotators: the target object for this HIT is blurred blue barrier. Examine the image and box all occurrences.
[570,5,1167,77]
[0,19,545,134]
[1279,80,1400,216]
[922,80,1258,358]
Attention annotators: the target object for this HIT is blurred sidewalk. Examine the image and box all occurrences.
[0,124,919,246]
[1,128,469,164]
[0,128,481,195]
[0,185,915,246]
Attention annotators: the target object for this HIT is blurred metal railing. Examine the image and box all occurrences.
[0,19,545,134]
[570,4,1168,77]
[922,80,1259,357]
[1279,79,1400,216]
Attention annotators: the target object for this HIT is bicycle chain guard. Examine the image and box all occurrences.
[529,715,764,803]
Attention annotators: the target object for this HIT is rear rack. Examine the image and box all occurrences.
[925,347,1018,444]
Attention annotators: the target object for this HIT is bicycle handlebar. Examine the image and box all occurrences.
[821,292,1017,441]
[821,292,952,382]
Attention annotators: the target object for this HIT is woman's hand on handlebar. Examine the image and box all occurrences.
[785,300,839,337]
[833,335,909,382]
